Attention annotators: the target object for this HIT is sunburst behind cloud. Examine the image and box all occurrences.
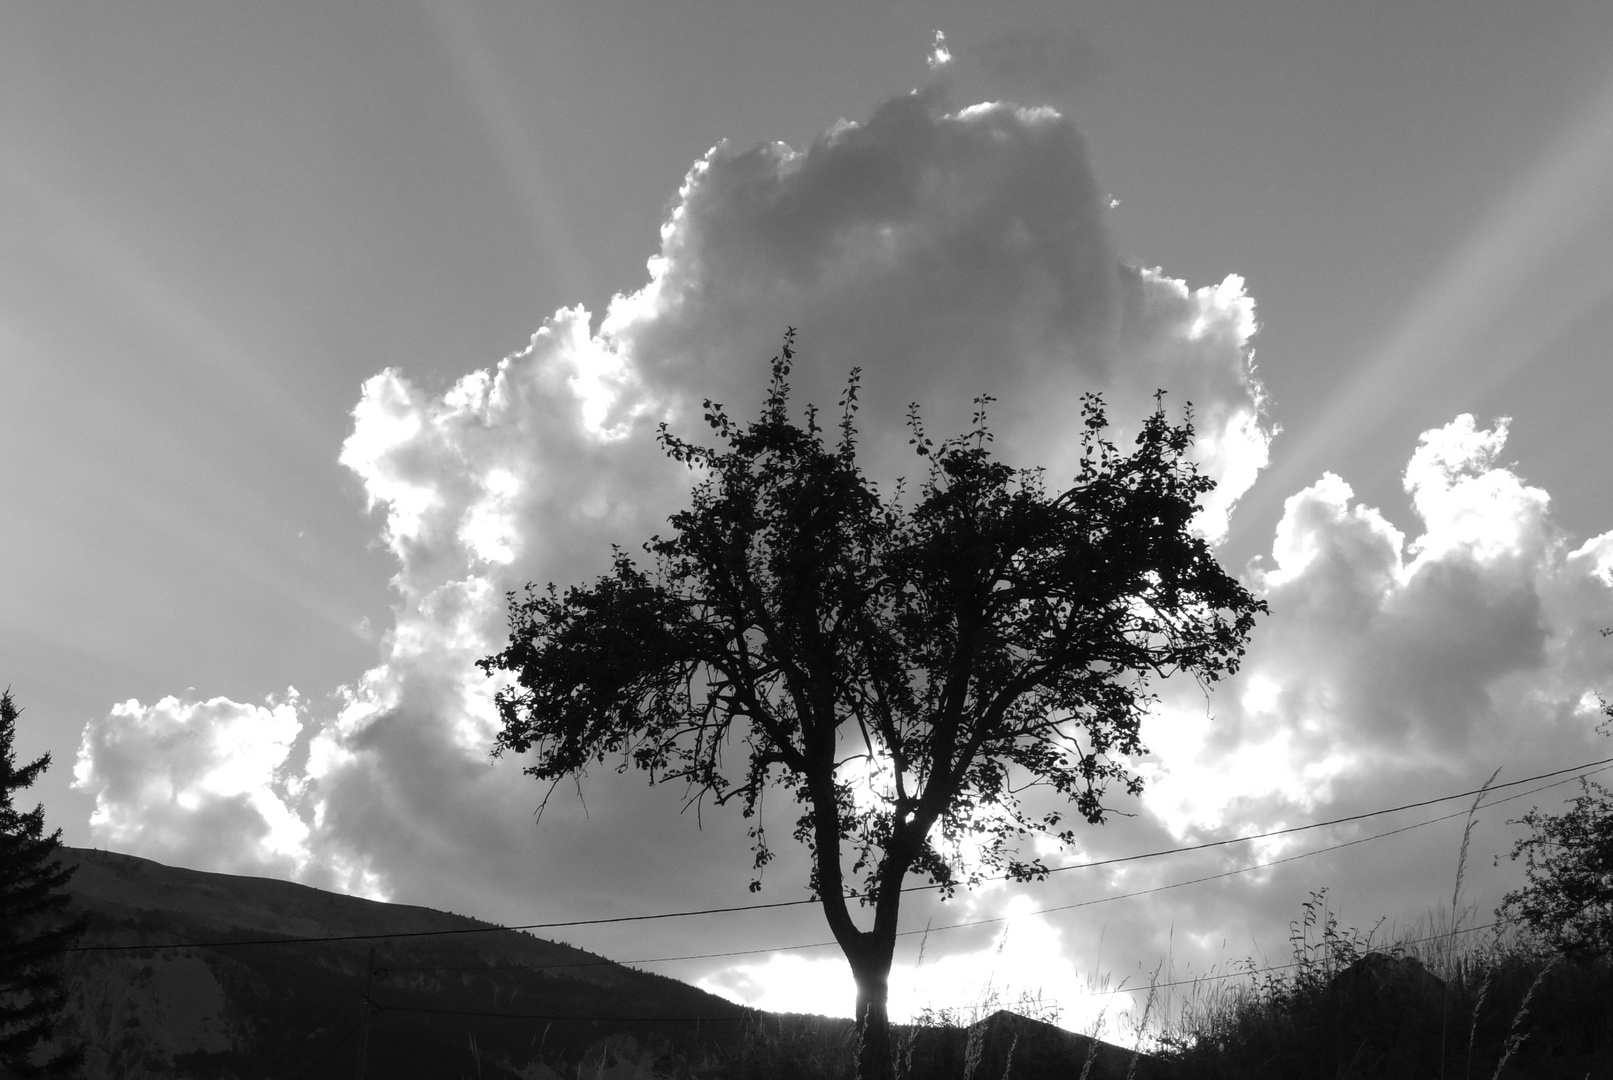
[68,76,1613,1029]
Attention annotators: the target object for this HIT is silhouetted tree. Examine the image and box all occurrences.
[1500,691,1613,957]
[0,689,84,1077]
[481,334,1266,1080]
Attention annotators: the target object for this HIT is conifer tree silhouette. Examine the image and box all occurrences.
[0,689,85,1077]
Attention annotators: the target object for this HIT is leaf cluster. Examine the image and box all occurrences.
[1499,696,1613,957]
[481,333,1265,906]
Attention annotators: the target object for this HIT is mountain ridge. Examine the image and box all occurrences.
[48,846,749,1079]
[37,848,1166,1079]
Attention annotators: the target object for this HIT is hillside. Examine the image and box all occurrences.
[49,847,750,1079]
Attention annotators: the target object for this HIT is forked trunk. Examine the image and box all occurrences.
[851,955,895,1080]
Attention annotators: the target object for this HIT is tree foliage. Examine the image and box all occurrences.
[1500,695,1613,957]
[0,689,84,1077]
[481,334,1265,1078]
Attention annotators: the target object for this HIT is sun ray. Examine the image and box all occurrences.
[415,0,590,297]
[1255,62,1613,508]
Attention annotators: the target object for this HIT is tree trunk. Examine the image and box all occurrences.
[850,954,895,1080]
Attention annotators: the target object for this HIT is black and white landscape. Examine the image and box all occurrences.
[5,0,1613,1051]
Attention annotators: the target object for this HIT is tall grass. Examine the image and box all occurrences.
[647,902,1610,1079]
[552,810,1612,1079]
[588,919,1607,1080]
[678,981,1138,1080]
[1155,926,1610,1078]
[1154,821,1612,1080]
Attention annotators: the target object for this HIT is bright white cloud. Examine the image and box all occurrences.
[697,896,1126,1037]
[93,83,1613,1036]
[700,953,855,1017]
[73,691,309,880]
[597,88,1270,515]
[1074,416,1613,1046]
[1569,529,1613,587]
[1402,414,1550,571]
[1143,416,1613,846]
[891,896,1091,1025]
[76,85,1274,924]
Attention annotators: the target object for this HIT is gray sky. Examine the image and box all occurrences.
[4,0,1613,1031]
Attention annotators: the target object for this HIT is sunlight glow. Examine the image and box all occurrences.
[1569,530,1613,586]
[74,692,312,875]
[1401,415,1550,574]
[700,895,1143,1041]
[416,0,586,290]
[1264,62,1613,499]
[699,953,856,1016]
[460,467,522,565]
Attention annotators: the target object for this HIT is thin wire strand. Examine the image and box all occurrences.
[365,764,1601,978]
[356,922,1510,1022]
[65,756,1611,956]
[257,771,1592,1054]
[362,999,754,1023]
[935,922,1504,1006]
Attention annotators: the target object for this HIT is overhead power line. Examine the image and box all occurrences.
[65,755,1612,956]
[370,764,1595,978]
[1027,756,1612,881]
[373,806,1479,975]
[258,917,1506,1068]
[948,921,1504,1005]
[350,922,1508,1026]
[361,998,753,1023]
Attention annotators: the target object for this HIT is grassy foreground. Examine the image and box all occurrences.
[1153,898,1611,1080]
[600,901,1611,1080]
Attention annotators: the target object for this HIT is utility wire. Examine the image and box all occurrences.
[373,806,1470,978]
[65,756,1612,956]
[128,775,1561,1047]
[361,999,755,1023]
[352,922,1509,1024]
[97,762,1585,1070]
[319,763,1613,977]
[258,995,363,1074]
[1091,922,1501,998]
[1024,756,1612,882]
[938,921,1504,1006]
[933,765,1603,938]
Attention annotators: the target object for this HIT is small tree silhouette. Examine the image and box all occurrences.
[1499,688,1613,957]
[481,333,1265,1080]
[0,689,85,1077]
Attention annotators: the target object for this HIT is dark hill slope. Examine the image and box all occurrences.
[53,847,748,1079]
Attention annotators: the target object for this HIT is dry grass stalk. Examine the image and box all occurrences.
[1488,957,1555,1080]
[1443,766,1500,1080]
[1123,971,1159,1080]
[1465,965,1492,1080]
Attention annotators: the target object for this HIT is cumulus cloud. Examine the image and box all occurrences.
[602,87,1267,534]
[1119,415,1613,1011]
[700,893,1089,1024]
[1148,415,1611,832]
[72,691,309,880]
[865,416,1612,1035]
[74,81,1292,1017]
